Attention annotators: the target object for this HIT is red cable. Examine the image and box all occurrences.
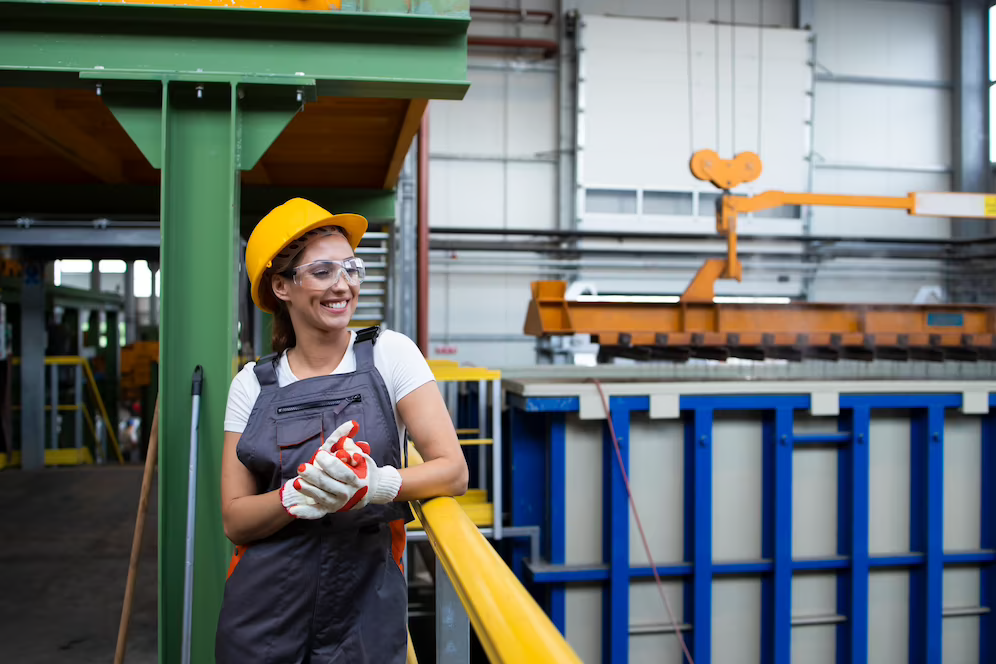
[591,379,695,664]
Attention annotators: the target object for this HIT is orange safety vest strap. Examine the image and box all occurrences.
[390,519,406,574]
[227,544,249,580]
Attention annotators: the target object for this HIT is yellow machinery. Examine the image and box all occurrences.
[524,151,996,362]
[121,341,159,401]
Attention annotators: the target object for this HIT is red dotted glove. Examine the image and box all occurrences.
[309,436,402,511]
[281,420,363,519]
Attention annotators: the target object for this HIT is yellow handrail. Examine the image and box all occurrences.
[11,355,124,463]
[82,407,98,448]
[407,447,581,663]
[407,631,418,664]
[77,358,124,462]
[430,366,502,383]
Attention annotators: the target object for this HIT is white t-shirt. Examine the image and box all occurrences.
[224,329,435,452]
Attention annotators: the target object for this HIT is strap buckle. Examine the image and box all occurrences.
[354,326,380,345]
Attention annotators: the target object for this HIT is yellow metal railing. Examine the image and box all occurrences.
[12,355,124,463]
[426,360,503,538]
[408,446,581,663]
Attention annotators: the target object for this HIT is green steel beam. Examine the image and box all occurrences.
[103,79,300,664]
[0,184,397,224]
[0,1,470,100]
[241,188,397,235]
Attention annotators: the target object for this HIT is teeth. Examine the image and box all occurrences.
[323,301,347,310]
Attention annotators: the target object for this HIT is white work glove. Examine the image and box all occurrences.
[308,433,402,511]
[279,475,351,519]
[279,420,363,519]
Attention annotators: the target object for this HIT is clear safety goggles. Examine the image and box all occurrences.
[283,257,366,290]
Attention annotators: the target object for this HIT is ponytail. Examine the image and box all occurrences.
[271,303,296,355]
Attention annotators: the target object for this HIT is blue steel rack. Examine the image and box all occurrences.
[506,389,996,664]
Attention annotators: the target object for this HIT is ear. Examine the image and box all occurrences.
[270,273,292,303]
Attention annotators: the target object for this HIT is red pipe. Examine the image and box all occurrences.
[470,6,555,24]
[467,35,559,59]
[416,110,429,358]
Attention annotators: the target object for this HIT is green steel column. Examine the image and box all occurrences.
[107,79,300,663]
[159,81,239,664]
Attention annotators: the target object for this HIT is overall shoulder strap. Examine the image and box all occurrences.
[352,326,379,372]
[252,353,280,388]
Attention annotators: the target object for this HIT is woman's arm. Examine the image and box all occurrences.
[395,381,469,501]
[220,431,294,545]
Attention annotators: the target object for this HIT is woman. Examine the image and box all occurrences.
[216,198,469,663]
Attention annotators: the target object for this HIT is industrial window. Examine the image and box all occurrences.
[643,191,693,215]
[699,192,721,217]
[585,188,637,214]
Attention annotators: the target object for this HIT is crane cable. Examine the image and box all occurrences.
[686,0,695,158]
[713,0,720,152]
[731,0,736,154]
[590,379,695,664]
[757,0,765,157]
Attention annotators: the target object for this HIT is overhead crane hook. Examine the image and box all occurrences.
[683,149,763,302]
[685,149,917,303]
[688,149,762,190]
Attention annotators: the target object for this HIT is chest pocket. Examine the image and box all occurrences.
[273,393,368,479]
[275,414,325,481]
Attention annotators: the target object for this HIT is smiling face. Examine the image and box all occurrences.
[270,232,360,335]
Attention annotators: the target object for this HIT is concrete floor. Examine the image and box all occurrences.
[0,466,158,664]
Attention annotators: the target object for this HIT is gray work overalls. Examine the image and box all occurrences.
[215,327,411,664]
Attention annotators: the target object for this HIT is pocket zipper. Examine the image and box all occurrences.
[276,394,362,415]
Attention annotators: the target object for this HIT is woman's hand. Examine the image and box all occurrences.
[305,440,403,511]
[280,472,355,518]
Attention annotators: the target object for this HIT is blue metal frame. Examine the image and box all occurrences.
[549,413,567,633]
[604,398,632,663]
[507,390,996,664]
[689,407,713,663]
[980,411,995,663]
[837,405,870,664]
[761,407,793,664]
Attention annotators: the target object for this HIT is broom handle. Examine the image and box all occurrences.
[114,398,160,664]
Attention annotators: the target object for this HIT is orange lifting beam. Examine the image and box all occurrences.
[523,280,996,362]
[522,151,996,362]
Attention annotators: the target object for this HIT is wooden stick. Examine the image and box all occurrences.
[114,398,160,664]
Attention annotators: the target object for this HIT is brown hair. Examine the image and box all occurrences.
[265,225,351,355]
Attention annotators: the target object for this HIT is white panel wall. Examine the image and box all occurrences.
[427,0,559,366]
[813,0,951,81]
[580,17,810,192]
[809,0,951,297]
[568,0,795,27]
[426,0,956,368]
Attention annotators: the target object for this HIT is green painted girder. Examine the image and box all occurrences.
[0,0,470,100]
[0,184,397,228]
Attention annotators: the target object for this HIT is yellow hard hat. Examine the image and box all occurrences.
[246,198,368,314]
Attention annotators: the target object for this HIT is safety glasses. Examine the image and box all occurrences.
[283,257,366,290]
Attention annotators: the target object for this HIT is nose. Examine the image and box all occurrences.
[329,267,350,291]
